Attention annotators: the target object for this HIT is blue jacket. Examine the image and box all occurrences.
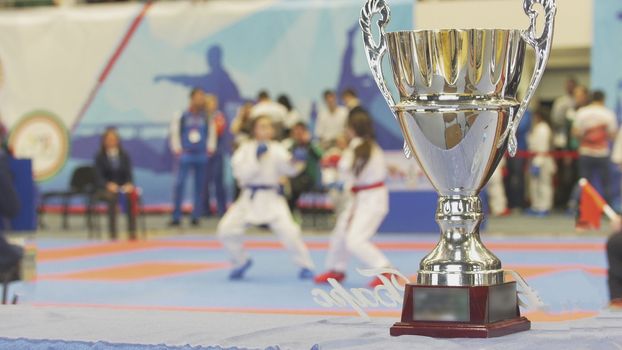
[180,110,209,154]
[95,149,133,189]
[516,110,532,152]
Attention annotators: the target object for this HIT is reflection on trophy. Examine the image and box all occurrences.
[360,0,556,338]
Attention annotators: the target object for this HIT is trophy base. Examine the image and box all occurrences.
[390,282,530,338]
[390,317,530,338]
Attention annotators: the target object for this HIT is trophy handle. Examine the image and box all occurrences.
[361,0,412,158]
[504,0,557,156]
[360,0,395,108]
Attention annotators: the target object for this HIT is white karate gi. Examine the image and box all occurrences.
[325,137,391,272]
[217,140,314,269]
[527,122,556,211]
[314,106,348,144]
[488,158,508,216]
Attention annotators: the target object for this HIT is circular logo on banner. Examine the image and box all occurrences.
[9,111,70,182]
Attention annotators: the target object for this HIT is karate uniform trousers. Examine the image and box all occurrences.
[527,122,556,212]
[324,138,391,272]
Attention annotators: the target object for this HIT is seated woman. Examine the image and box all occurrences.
[0,147,22,274]
[94,128,137,240]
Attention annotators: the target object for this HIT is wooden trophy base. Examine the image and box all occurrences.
[390,282,530,338]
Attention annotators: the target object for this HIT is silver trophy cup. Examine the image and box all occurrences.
[360,0,556,338]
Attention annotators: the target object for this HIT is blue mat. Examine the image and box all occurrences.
[13,235,609,315]
[0,338,279,350]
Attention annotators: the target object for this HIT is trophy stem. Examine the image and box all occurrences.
[417,195,504,287]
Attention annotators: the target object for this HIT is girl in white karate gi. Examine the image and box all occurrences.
[315,111,393,287]
[218,115,315,280]
[527,108,556,216]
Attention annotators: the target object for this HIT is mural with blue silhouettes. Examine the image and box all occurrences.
[49,0,413,206]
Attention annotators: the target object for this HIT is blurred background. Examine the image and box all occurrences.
[0,0,620,342]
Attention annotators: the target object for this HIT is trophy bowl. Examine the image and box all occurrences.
[360,0,556,338]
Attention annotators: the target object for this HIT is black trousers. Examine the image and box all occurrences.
[288,174,314,212]
[555,156,578,209]
[95,191,137,240]
[607,232,622,300]
[505,157,526,209]
[0,235,21,272]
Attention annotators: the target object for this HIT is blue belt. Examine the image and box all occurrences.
[245,185,282,199]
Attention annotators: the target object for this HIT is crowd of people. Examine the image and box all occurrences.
[35,80,622,290]
[89,86,394,285]
[92,88,364,235]
[489,78,620,219]
[93,79,622,239]
[0,81,620,302]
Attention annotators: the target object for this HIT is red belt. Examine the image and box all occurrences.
[351,182,385,193]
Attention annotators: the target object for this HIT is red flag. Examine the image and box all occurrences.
[577,178,608,230]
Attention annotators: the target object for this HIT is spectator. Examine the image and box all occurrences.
[0,148,22,273]
[203,94,228,217]
[551,78,577,149]
[94,128,137,240]
[169,88,216,227]
[567,85,591,151]
[560,85,590,209]
[341,88,366,115]
[286,122,323,216]
[487,158,509,217]
[611,115,622,173]
[0,123,9,154]
[250,90,287,137]
[231,100,254,150]
[505,107,531,210]
[608,216,622,308]
[315,90,348,150]
[608,104,622,199]
[277,94,303,137]
[526,108,556,216]
[572,90,617,204]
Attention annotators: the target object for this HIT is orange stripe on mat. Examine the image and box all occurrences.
[38,241,222,262]
[38,240,605,262]
[524,310,598,322]
[30,302,386,317]
[29,302,598,322]
[37,263,603,285]
[506,265,607,278]
[39,261,228,281]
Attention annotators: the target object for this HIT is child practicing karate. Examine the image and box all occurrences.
[314,111,393,287]
[526,108,556,216]
[218,115,315,280]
